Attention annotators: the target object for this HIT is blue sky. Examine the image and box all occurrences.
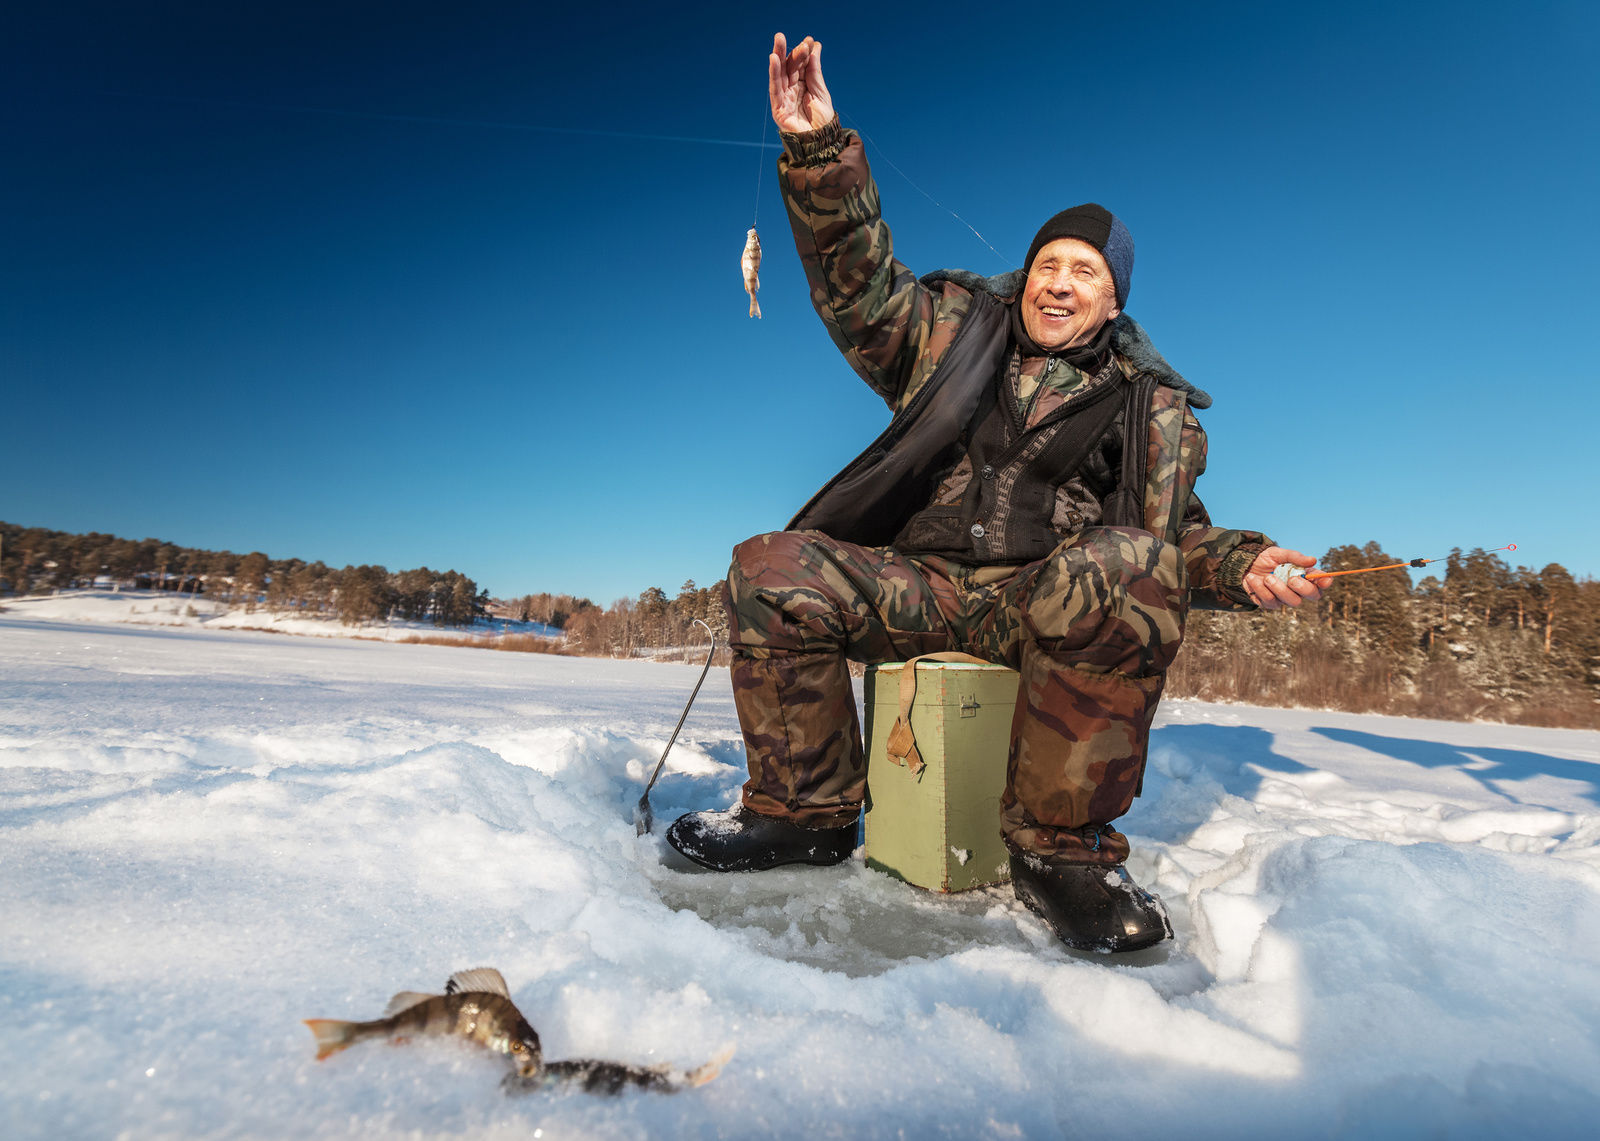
[5,1,1596,604]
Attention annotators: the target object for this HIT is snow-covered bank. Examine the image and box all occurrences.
[2,614,1598,1139]
[0,588,560,642]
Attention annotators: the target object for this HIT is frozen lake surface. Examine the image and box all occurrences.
[2,607,1598,1139]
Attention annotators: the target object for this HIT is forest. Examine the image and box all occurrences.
[0,522,488,628]
[1165,542,1600,728]
[5,523,1596,728]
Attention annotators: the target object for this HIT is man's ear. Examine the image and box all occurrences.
[1108,306,1121,321]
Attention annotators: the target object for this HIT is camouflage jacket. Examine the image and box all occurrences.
[779,121,1265,609]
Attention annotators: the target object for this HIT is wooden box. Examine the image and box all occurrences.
[862,660,1019,892]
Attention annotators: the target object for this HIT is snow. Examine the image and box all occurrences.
[3,601,1599,1139]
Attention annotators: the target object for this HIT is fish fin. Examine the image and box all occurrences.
[382,991,438,1017]
[683,1044,735,1088]
[445,967,510,997]
[303,1018,357,1061]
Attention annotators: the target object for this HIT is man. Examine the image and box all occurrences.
[667,34,1325,953]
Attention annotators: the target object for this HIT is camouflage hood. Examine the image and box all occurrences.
[919,269,1211,409]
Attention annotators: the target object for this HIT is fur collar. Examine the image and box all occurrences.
[919,267,1213,409]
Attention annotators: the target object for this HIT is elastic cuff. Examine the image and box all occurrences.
[741,789,860,829]
[780,116,847,166]
[1002,827,1131,867]
[1217,542,1266,605]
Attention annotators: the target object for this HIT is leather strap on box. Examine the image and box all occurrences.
[884,652,993,777]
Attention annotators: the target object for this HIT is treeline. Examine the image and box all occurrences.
[502,592,599,632]
[8,520,1596,728]
[1,522,488,627]
[565,544,1598,729]
[557,581,728,659]
[1168,543,1600,728]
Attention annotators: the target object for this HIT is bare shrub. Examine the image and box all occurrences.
[1509,689,1597,729]
[383,632,570,655]
[491,634,568,655]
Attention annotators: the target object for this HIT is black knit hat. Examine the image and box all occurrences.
[1024,203,1134,310]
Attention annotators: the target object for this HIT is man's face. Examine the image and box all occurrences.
[1020,238,1120,352]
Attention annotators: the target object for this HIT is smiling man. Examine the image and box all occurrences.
[1020,209,1128,350]
[667,34,1325,954]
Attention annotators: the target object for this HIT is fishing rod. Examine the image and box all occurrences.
[1273,544,1518,584]
[635,619,718,836]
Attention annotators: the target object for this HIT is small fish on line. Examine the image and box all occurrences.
[303,967,731,1095]
[741,227,762,318]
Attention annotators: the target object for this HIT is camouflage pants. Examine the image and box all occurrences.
[724,526,1187,864]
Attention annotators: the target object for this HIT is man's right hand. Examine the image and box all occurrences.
[769,33,834,133]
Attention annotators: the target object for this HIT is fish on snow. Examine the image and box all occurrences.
[304,967,731,1095]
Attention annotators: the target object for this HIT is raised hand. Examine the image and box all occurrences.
[768,33,834,133]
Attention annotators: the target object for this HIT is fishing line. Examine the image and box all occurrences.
[841,112,1010,269]
[103,89,786,151]
[752,94,770,228]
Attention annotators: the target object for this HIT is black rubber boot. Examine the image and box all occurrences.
[666,804,856,872]
[1010,852,1172,954]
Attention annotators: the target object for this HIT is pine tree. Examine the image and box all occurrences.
[236,552,270,610]
[1534,563,1578,659]
[334,565,391,625]
[152,543,182,592]
[637,586,669,647]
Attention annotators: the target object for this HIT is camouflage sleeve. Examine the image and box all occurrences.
[1178,508,1269,611]
[1169,409,1271,611]
[778,119,946,408]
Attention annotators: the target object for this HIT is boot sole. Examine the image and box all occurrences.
[670,845,853,874]
[1013,881,1171,954]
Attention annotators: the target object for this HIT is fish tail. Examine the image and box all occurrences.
[749,295,761,319]
[303,1018,358,1061]
[684,1045,736,1087]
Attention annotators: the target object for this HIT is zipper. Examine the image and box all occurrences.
[1022,356,1058,425]
[1027,355,1119,434]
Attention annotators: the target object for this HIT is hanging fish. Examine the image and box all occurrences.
[741,227,762,318]
[304,967,731,1095]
